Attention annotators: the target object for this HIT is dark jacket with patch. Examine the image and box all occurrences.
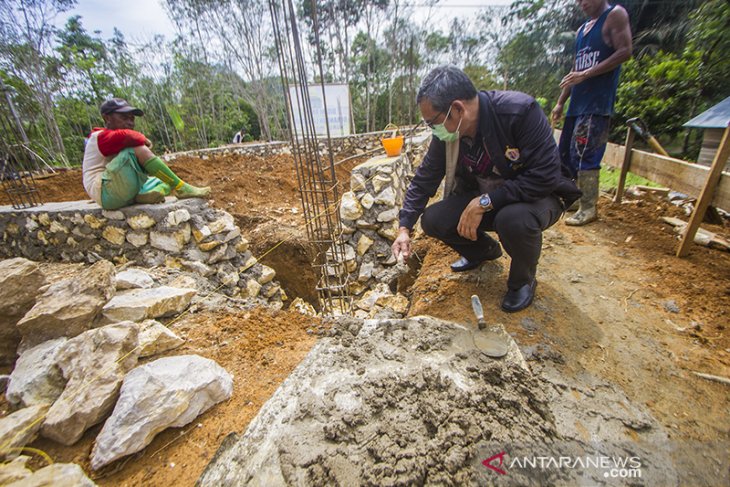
[399,90,581,230]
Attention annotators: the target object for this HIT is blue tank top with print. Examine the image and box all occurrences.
[566,5,621,117]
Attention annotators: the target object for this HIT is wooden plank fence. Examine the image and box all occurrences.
[554,128,730,257]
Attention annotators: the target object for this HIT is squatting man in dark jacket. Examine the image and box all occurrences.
[391,65,580,312]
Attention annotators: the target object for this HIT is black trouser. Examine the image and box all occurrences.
[420,192,563,289]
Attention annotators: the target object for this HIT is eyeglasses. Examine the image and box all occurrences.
[422,104,452,128]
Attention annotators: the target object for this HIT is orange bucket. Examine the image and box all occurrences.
[381,123,404,157]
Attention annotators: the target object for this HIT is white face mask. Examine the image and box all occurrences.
[431,104,462,142]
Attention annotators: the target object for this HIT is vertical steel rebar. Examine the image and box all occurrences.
[268,0,352,315]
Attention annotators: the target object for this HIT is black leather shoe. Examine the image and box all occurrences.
[501,279,537,312]
[450,240,503,272]
[450,256,484,272]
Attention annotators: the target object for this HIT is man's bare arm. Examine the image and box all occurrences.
[560,6,632,89]
[551,86,572,125]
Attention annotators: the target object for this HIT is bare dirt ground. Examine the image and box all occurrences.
[2,151,729,485]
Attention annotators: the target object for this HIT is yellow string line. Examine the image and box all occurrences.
[0,416,49,458]
[0,150,407,464]
[0,278,226,459]
[4,447,54,466]
[149,424,196,457]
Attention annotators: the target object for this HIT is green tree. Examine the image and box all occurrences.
[0,0,77,165]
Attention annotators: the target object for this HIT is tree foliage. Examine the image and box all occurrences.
[0,0,725,167]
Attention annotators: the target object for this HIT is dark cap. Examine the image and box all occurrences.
[100,98,144,116]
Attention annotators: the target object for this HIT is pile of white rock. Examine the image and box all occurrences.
[0,257,233,481]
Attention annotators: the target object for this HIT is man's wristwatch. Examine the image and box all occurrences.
[478,193,493,211]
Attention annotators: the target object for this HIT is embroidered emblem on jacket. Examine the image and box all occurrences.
[504,146,520,161]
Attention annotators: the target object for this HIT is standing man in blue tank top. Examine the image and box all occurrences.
[551,0,632,226]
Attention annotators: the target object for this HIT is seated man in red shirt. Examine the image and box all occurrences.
[82,98,210,210]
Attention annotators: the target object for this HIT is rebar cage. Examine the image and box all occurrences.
[268,0,352,315]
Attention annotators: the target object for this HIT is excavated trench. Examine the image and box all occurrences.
[2,145,725,486]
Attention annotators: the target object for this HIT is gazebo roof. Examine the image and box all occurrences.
[684,96,730,129]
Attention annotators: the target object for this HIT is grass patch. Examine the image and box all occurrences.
[600,166,661,191]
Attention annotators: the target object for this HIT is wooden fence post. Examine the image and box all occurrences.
[614,126,635,204]
[676,125,730,257]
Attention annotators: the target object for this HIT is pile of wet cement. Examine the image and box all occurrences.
[199,316,562,485]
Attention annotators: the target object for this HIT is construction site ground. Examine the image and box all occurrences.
[1,151,728,485]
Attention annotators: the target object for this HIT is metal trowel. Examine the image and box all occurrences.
[470,295,509,358]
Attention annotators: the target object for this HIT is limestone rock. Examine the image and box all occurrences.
[126,213,156,230]
[0,259,45,315]
[223,228,241,243]
[235,237,249,253]
[377,221,399,241]
[355,284,391,311]
[240,256,258,272]
[376,208,399,222]
[41,323,140,445]
[372,174,392,193]
[218,269,240,287]
[49,220,68,234]
[290,298,316,317]
[341,223,355,235]
[167,275,198,290]
[340,192,363,221]
[375,293,409,315]
[263,284,281,299]
[5,463,97,487]
[192,224,212,242]
[355,220,378,230]
[6,338,67,408]
[83,214,105,229]
[257,265,276,285]
[165,209,191,226]
[208,243,231,264]
[356,235,374,256]
[208,213,236,235]
[181,260,214,277]
[24,219,38,232]
[101,226,126,245]
[138,320,184,358]
[102,287,197,322]
[115,269,154,290]
[90,355,233,470]
[358,261,374,283]
[0,258,46,364]
[0,456,31,484]
[327,244,356,264]
[102,210,125,220]
[17,260,116,351]
[374,187,396,206]
[360,193,374,209]
[198,239,223,252]
[0,404,49,459]
[348,281,367,296]
[150,225,190,253]
[126,231,148,247]
[351,173,367,192]
[245,279,262,298]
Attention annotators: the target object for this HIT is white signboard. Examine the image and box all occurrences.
[288,83,351,137]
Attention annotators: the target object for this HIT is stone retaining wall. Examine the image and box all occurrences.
[164,131,398,162]
[334,132,431,317]
[0,199,284,306]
